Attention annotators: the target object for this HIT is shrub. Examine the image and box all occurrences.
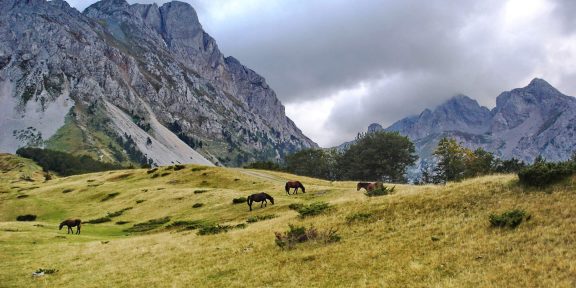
[296,202,330,217]
[101,192,120,202]
[124,217,171,233]
[146,168,158,174]
[274,224,340,249]
[192,203,204,208]
[115,221,130,225]
[194,190,208,194]
[346,212,375,224]
[17,194,29,199]
[191,167,207,172]
[489,209,530,228]
[86,217,112,224]
[174,164,186,171]
[365,184,395,197]
[160,172,171,177]
[518,161,575,187]
[166,220,207,231]
[288,203,304,211]
[16,214,36,221]
[136,199,145,204]
[232,197,247,204]
[106,207,132,218]
[197,223,246,235]
[62,188,74,193]
[246,214,277,223]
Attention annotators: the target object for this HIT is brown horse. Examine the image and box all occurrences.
[59,219,81,234]
[357,182,381,192]
[285,181,305,195]
[247,192,274,211]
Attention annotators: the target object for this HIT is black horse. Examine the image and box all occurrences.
[247,192,274,211]
[285,181,305,195]
[59,219,82,234]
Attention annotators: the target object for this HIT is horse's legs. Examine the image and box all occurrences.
[248,199,252,211]
[67,226,72,234]
[76,225,81,235]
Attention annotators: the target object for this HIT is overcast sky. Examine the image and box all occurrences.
[68,0,576,147]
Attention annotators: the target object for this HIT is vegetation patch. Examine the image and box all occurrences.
[166,220,207,231]
[107,207,133,218]
[34,268,58,275]
[365,184,395,197]
[192,203,204,208]
[489,209,531,229]
[86,217,112,224]
[518,161,575,187]
[247,214,277,223]
[115,221,130,225]
[194,189,209,194]
[124,217,171,233]
[108,173,133,181]
[16,214,37,221]
[16,194,29,199]
[296,202,330,217]
[146,168,158,174]
[198,223,247,235]
[160,172,171,177]
[232,197,247,204]
[173,164,186,171]
[62,188,74,193]
[346,212,375,224]
[136,199,145,204]
[191,167,207,172]
[274,224,340,249]
[101,192,120,202]
[288,203,304,211]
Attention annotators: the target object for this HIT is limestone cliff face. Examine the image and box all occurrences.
[340,78,576,168]
[0,0,316,166]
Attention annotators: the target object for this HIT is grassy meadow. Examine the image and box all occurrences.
[0,153,575,287]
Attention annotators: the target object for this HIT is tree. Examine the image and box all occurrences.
[433,138,468,183]
[285,148,339,180]
[337,131,417,183]
[464,148,495,178]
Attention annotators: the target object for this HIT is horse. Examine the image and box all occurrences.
[357,182,379,192]
[59,219,82,235]
[285,181,305,195]
[247,192,274,211]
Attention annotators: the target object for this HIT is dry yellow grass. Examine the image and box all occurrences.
[1,154,575,287]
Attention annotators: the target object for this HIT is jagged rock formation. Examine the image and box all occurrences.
[0,0,316,166]
[340,78,576,167]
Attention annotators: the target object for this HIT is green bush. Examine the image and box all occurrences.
[16,214,36,221]
[518,161,575,187]
[489,209,530,228]
[274,224,340,249]
[194,190,208,194]
[86,217,112,224]
[246,214,277,223]
[192,203,204,208]
[365,184,395,197]
[197,223,246,235]
[288,203,304,211]
[296,202,330,217]
[346,212,375,224]
[124,217,171,233]
[146,168,158,174]
[174,164,186,171]
[101,192,120,202]
[166,220,207,231]
[232,197,247,204]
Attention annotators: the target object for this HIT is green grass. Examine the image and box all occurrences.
[0,153,575,287]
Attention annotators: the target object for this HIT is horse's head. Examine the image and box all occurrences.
[268,194,275,205]
[59,222,64,230]
[299,182,305,193]
[357,183,362,191]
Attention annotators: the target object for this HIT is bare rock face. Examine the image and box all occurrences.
[0,0,316,166]
[340,78,576,171]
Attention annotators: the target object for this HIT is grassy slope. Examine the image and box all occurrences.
[0,154,575,287]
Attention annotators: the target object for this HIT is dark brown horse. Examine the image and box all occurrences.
[357,182,380,192]
[285,181,305,195]
[59,219,81,234]
[247,192,274,211]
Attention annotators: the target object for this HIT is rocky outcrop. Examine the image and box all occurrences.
[0,0,316,166]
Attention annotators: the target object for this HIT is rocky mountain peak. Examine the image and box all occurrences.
[367,123,384,133]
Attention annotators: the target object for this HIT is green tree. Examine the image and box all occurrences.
[464,148,495,178]
[285,148,339,180]
[433,138,468,182]
[337,131,417,183]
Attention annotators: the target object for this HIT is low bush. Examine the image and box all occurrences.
[101,192,120,202]
[232,197,247,204]
[106,207,132,218]
[191,167,207,172]
[86,217,111,224]
[194,190,208,194]
[197,223,246,235]
[174,164,186,171]
[274,224,340,249]
[489,209,530,229]
[288,203,304,211]
[136,199,145,204]
[296,202,330,217]
[192,203,204,208]
[62,188,74,193]
[124,217,171,233]
[518,161,575,187]
[166,220,207,231]
[115,221,130,225]
[346,212,375,224]
[16,214,36,221]
[365,184,395,197]
[146,168,158,174]
[247,214,277,223]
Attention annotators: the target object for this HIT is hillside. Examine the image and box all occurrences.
[0,0,316,167]
[0,153,575,287]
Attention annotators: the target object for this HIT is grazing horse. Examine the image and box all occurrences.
[285,181,305,195]
[247,193,274,211]
[357,182,380,192]
[59,219,81,235]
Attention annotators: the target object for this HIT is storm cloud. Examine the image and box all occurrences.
[69,0,576,147]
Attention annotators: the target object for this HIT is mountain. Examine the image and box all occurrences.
[0,0,316,167]
[340,78,576,168]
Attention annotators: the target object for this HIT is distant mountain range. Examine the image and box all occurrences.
[0,0,316,167]
[339,78,576,167]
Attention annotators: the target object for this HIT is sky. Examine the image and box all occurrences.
[68,0,576,147]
